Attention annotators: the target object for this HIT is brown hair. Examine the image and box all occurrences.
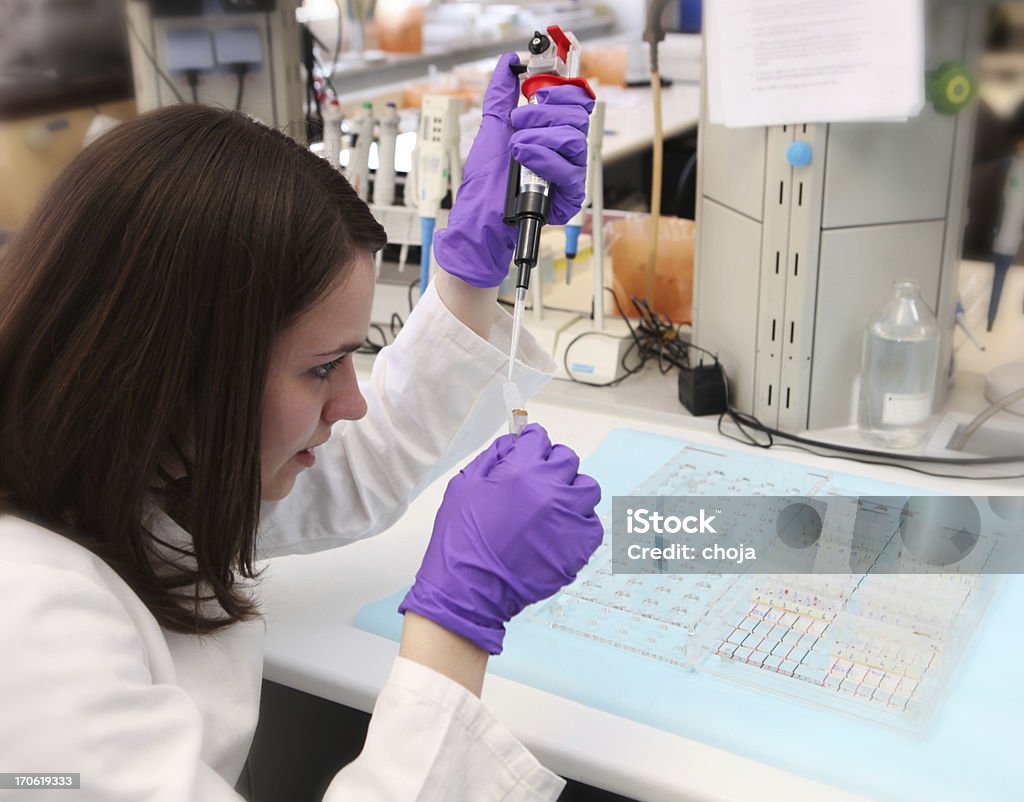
[0,105,386,633]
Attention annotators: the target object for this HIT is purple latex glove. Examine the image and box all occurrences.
[433,52,596,288]
[398,424,603,654]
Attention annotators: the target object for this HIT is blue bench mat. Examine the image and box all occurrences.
[356,429,1023,801]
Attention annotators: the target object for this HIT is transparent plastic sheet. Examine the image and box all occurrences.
[604,215,695,324]
[529,444,1000,733]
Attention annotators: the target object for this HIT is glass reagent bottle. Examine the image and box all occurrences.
[858,281,940,448]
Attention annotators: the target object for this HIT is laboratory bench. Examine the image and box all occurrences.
[248,329,1023,802]
[333,75,701,169]
[315,15,616,97]
[326,27,702,170]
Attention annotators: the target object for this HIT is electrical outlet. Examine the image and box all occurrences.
[164,29,215,72]
[213,27,263,66]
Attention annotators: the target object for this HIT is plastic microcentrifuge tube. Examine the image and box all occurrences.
[502,382,528,435]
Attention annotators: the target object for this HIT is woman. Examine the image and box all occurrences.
[0,53,601,800]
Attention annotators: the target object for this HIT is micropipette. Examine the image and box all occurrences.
[503,26,595,432]
[990,149,1024,331]
[413,95,462,293]
[373,102,400,207]
[347,101,374,201]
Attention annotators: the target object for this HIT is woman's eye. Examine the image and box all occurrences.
[314,355,346,381]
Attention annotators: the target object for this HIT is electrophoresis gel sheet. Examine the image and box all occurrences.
[528,441,1000,732]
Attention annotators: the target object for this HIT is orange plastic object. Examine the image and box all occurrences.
[580,47,628,87]
[399,84,475,111]
[375,2,424,54]
[607,216,695,324]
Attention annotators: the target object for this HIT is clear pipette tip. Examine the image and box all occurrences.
[508,286,527,383]
[505,286,529,434]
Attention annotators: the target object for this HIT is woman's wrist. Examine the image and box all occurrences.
[434,271,502,341]
[398,611,489,697]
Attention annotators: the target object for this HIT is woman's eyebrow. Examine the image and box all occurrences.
[314,340,364,357]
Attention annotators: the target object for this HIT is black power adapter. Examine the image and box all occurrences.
[678,361,727,416]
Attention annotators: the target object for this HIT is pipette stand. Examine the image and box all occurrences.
[518,246,582,360]
[368,204,449,322]
[550,100,634,384]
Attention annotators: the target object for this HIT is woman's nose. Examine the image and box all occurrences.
[322,362,367,423]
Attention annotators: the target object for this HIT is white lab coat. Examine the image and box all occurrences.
[0,285,565,801]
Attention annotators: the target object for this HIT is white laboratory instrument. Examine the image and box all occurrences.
[346,101,374,202]
[411,94,462,292]
[321,99,343,169]
[549,100,637,386]
[692,1,984,432]
[563,95,604,286]
[373,102,401,207]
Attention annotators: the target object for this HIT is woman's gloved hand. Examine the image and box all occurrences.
[398,424,603,654]
[433,52,596,289]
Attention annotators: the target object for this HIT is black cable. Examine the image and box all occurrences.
[354,279,419,352]
[127,15,185,104]
[714,363,766,450]
[408,278,419,314]
[718,401,1024,464]
[231,64,249,112]
[710,362,1024,480]
[561,286,698,387]
[673,151,698,217]
[184,70,200,103]
[300,22,323,142]
[313,56,338,99]
[358,323,389,354]
[309,34,339,99]
[557,286,1024,478]
[326,0,344,81]
[681,339,719,364]
[565,286,716,387]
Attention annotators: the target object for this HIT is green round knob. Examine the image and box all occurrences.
[927,61,976,115]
